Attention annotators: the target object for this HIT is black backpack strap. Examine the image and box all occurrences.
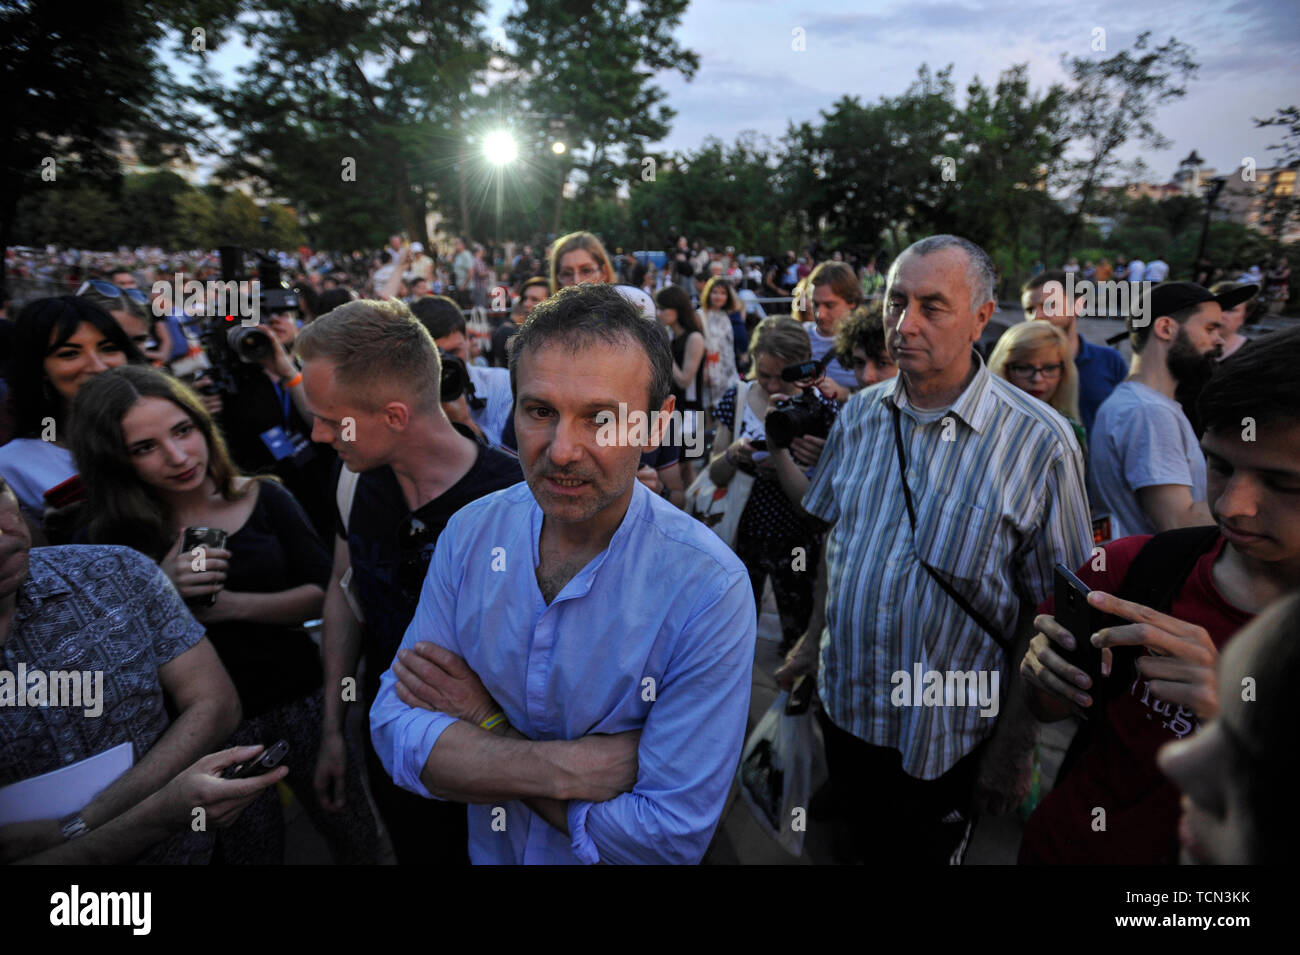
[1053,525,1221,787]
[1115,525,1222,612]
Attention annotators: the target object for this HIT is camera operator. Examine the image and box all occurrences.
[210,304,339,543]
[707,316,839,654]
[409,296,513,449]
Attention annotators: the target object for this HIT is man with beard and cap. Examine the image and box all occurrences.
[1088,281,1257,540]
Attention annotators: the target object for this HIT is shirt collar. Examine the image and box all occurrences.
[527,477,648,600]
[885,349,994,435]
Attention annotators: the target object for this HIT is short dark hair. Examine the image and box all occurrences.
[409,295,466,339]
[1199,326,1300,436]
[509,283,672,412]
[316,287,353,316]
[8,296,146,437]
[1023,269,1070,295]
[519,276,550,296]
[836,303,887,363]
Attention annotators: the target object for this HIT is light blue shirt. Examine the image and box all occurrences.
[467,364,513,449]
[1088,380,1206,540]
[369,480,756,864]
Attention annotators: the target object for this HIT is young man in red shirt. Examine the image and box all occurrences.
[1017,326,1300,864]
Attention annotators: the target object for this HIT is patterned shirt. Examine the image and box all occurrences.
[0,545,209,863]
[803,352,1092,779]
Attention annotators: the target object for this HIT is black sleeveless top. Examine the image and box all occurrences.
[670,330,704,411]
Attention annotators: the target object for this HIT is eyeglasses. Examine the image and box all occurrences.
[558,265,603,284]
[77,279,148,307]
[1007,362,1065,381]
[397,513,443,594]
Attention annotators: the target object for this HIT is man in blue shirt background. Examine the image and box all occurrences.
[370,283,756,864]
[1021,269,1129,438]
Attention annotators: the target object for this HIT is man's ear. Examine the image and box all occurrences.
[971,299,996,342]
[648,394,676,449]
[380,399,412,433]
[1152,315,1178,344]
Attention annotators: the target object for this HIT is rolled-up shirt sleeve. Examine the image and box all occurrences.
[368,526,463,801]
[566,568,756,864]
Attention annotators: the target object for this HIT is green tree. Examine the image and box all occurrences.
[191,0,491,248]
[0,0,239,290]
[121,171,193,248]
[1253,106,1300,249]
[1055,32,1199,261]
[173,190,219,249]
[504,0,699,234]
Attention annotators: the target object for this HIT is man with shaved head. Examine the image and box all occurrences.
[777,235,1092,863]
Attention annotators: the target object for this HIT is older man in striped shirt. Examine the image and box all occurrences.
[777,235,1092,863]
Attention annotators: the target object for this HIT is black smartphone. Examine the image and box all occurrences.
[221,740,290,780]
[749,439,767,452]
[1053,563,1105,690]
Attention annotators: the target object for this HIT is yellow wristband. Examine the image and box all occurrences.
[480,711,505,731]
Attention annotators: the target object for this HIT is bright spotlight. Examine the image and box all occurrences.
[483,130,518,165]
[551,140,566,155]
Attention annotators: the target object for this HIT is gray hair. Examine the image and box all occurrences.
[890,235,996,313]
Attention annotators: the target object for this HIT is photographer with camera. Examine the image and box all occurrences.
[410,296,513,449]
[707,316,839,654]
[208,293,340,544]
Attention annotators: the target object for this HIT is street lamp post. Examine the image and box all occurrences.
[1195,176,1228,283]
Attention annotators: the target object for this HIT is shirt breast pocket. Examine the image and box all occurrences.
[914,496,1000,591]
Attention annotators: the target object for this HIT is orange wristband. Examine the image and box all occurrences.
[282,372,304,388]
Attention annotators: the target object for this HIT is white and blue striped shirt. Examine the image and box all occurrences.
[803,353,1092,779]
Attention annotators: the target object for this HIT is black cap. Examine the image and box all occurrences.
[1140,280,1260,322]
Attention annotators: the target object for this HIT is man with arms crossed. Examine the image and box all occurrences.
[371,284,756,864]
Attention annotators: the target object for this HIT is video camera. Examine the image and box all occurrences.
[196,243,299,395]
[439,350,485,411]
[764,359,836,448]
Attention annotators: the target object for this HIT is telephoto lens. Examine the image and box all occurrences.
[227,325,274,363]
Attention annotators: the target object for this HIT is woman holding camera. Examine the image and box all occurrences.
[70,365,380,865]
[707,316,839,653]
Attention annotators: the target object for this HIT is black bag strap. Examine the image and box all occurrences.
[1115,525,1221,611]
[890,403,1013,663]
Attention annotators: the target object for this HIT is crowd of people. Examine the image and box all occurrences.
[0,223,1295,866]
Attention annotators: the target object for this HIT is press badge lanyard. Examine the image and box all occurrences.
[889,401,1012,663]
[272,379,292,428]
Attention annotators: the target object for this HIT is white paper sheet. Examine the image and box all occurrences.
[0,741,134,825]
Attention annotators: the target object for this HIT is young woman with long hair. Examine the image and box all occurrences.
[654,284,708,484]
[700,276,744,406]
[69,365,381,865]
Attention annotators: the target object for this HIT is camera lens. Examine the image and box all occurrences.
[228,325,274,363]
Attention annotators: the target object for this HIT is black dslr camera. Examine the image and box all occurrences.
[439,350,485,410]
[196,244,299,395]
[764,359,836,449]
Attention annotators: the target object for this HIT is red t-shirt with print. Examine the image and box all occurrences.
[1019,533,1252,865]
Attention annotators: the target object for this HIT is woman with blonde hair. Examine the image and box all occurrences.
[548,230,615,293]
[989,321,1086,449]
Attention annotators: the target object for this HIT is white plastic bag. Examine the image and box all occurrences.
[736,691,815,857]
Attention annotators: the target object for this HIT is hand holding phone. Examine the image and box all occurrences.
[1053,563,1106,688]
[221,740,290,780]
